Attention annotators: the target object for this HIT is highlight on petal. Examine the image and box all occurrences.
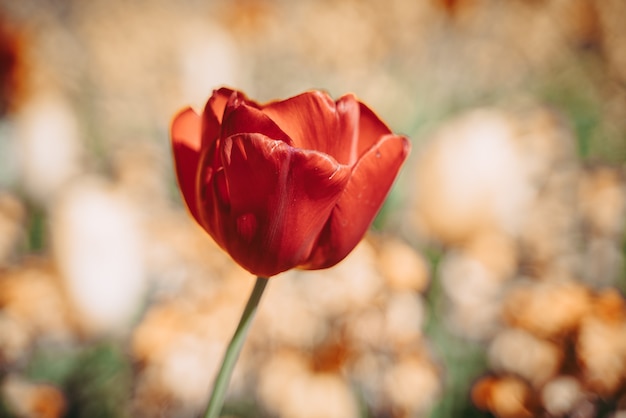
[206,87,235,123]
[334,94,360,166]
[355,102,394,158]
[303,134,411,269]
[171,107,203,224]
[208,133,351,277]
[261,91,357,164]
[201,88,233,149]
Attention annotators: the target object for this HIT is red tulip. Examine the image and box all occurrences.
[171,88,410,277]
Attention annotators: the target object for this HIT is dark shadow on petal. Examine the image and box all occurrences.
[222,99,293,145]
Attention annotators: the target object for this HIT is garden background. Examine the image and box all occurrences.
[0,0,625,417]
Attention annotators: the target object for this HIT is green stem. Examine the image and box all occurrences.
[203,276,269,418]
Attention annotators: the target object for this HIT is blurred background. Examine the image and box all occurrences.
[0,0,625,417]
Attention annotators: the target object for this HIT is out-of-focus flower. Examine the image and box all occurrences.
[439,249,505,339]
[410,109,537,245]
[257,350,360,418]
[375,236,430,292]
[488,328,562,388]
[597,0,626,84]
[0,19,24,116]
[503,279,591,339]
[0,259,74,363]
[411,107,578,248]
[578,166,626,286]
[540,376,583,417]
[171,87,410,277]
[432,0,478,19]
[51,178,146,336]
[382,354,441,417]
[14,92,82,203]
[475,286,626,417]
[0,193,24,266]
[472,375,534,418]
[577,288,626,396]
[1,374,66,418]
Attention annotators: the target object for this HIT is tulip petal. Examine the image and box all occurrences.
[207,87,235,122]
[201,88,234,149]
[221,98,293,145]
[262,91,358,165]
[203,133,351,277]
[304,134,411,269]
[356,102,394,157]
[171,107,203,224]
[335,94,360,166]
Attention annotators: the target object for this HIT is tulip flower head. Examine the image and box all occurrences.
[171,88,410,277]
